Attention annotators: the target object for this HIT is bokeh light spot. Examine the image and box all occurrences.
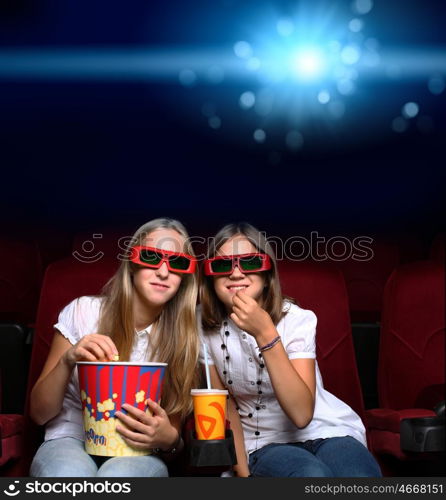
[318,90,331,104]
[234,41,253,59]
[253,129,266,143]
[179,69,197,87]
[341,45,361,65]
[239,91,256,109]
[285,130,304,151]
[277,19,295,37]
[428,75,445,95]
[352,0,374,15]
[208,116,221,129]
[402,102,419,119]
[349,19,364,32]
[392,116,408,133]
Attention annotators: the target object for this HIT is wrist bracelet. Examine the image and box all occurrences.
[153,434,183,455]
[258,335,281,352]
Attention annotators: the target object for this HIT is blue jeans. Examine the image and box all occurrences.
[248,436,382,477]
[30,437,169,477]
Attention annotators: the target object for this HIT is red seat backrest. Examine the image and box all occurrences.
[0,238,42,324]
[334,238,400,323]
[277,260,365,421]
[19,256,119,473]
[429,233,445,264]
[378,261,445,410]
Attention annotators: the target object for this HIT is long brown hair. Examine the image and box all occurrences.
[97,218,199,420]
[200,222,285,330]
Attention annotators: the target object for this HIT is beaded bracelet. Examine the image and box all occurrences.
[258,335,281,352]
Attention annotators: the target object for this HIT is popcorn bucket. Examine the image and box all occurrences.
[77,361,167,456]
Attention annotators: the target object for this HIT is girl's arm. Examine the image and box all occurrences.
[231,292,316,429]
[30,330,117,425]
[208,364,250,477]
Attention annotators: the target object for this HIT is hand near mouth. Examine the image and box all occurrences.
[230,290,276,342]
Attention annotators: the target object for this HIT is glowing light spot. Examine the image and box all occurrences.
[293,48,325,80]
[352,0,374,15]
[318,90,330,104]
[428,75,445,95]
[349,19,364,32]
[285,130,304,151]
[392,117,408,133]
[239,91,256,109]
[402,102,419,119]
[179,69,197,87]
[341,45,361,65]
[246,57,261,71]
[277,19,295,37]
[253,129,266,143]
[209,116,221,129]
[234,41,253,59]
[337,79,355,95]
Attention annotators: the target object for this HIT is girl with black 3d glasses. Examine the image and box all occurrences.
[199,222,381,477]
[30,218,199,477]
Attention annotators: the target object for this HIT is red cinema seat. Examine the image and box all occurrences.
[0,372,24,469]
[366,261,445,474]
[334,238,400,323]
[1,256,119,476]
[0,238,42,324]
[429,233,445,263]
[277,260,365,423]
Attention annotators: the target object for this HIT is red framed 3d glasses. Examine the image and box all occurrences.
[204,253,272,276]
[130,246,197,274]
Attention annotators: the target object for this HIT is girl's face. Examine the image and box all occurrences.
[132,228,185,309]
[213,235,266,311]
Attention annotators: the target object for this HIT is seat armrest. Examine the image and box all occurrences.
[365,408,436,433]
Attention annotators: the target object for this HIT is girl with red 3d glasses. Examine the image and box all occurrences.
[199,222,381,477]
[30,218,199,477]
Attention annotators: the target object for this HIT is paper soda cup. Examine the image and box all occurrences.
[191,389,228,440]
[77,361,167,456]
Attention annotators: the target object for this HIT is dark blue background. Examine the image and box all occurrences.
[1,0,445,239]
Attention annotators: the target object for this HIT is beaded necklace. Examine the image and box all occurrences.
[219,320,265,454]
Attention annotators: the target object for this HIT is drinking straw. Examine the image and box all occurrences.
[202,341,211,389]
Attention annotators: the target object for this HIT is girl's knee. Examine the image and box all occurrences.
[97,456,168,477]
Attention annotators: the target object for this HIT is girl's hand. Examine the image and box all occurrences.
[115,399,179,451]
[62,333,118,367]
[230,291,276,341]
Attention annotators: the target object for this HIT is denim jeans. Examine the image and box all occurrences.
[30,437,169,477]
[248,436,382,477]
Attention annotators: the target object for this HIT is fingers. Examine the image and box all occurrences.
[75,334,118,362]
[230,312,243,329]
[145,398,167,418]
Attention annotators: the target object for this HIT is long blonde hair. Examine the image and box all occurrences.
[200,222,285,330]
[97,218,199,420]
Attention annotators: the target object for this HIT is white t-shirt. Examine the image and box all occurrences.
[44,296,153,442]
[198,302,367,456]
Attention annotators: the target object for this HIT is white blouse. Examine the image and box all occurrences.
[198,301,367,456]
[44,296,153,442]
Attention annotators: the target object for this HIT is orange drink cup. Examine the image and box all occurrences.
[191,389,228,440]
[77,361,167,456]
